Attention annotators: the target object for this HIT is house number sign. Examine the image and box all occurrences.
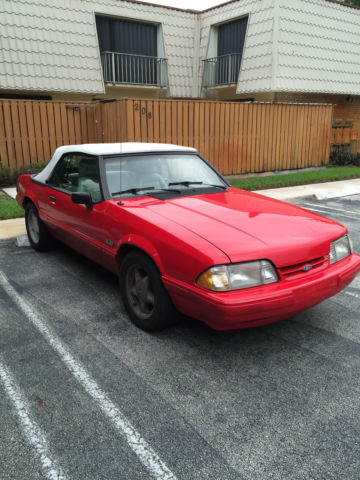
[134,103,152,119]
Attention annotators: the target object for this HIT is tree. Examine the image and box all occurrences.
[343,0,360,6]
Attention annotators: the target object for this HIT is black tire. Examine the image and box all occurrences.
[119,251,179,331]
[25,202,53,251]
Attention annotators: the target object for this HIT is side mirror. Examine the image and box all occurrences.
[71,192,93,211]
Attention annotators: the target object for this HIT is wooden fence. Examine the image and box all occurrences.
[0,100,97,172]
[0,98,333,175]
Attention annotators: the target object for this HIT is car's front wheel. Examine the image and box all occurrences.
[25,202,53,251]
[119,251,179,331]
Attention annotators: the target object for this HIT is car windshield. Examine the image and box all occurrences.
[103,154,228,198]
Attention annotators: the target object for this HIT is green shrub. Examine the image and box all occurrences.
[329,150,360,167]
[0,164,11,187]
[0,162,47,188]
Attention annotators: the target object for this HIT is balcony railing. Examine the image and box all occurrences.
[202,53,242,88]
[100,51,168,87]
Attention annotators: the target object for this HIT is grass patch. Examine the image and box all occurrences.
[229,166,360,191]
[0,194,24,220]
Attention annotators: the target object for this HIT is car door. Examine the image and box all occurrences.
[43,153,116,269]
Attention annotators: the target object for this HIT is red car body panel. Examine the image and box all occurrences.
[145,187,347,267]
[17,172,360,330]
[164,253,360,329]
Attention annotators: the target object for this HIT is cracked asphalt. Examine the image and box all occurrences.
[0,195,360,480]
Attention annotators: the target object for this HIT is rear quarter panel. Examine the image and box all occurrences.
[16,174,38,208]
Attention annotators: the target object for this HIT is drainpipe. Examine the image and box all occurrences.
[192,14,201,98]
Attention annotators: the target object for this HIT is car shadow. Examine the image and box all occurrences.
[50,242,310,355]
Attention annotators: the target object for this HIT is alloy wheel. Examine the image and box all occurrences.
[27,208,40,244]
[125,264,155,320]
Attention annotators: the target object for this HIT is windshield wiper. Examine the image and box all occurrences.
[112,186,183,196]
[169,181,203,187]
[169,181,228,190]
[201,184,228,190]
[112,186,155,196]
[153,188,183,193]
[111,183,227,198]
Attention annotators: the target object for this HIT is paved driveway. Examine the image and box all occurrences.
[0,195,360,480]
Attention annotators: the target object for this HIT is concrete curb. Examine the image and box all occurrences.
[0,218,26,240]
[2,187,17,199]
[0,187,25,240]
[254,178,360,201]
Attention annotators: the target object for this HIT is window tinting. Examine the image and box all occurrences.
[48,154,102,202]
[96,16,157,57]
[218,17,248,56]
[215,17,248,85]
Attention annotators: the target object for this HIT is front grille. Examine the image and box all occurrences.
[278,256,328,279]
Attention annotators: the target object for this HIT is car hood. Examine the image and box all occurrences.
[144,188,346,267]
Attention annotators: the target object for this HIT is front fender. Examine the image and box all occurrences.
[117,234,165,274]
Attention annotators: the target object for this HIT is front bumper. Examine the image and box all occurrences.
[163,253,360,330]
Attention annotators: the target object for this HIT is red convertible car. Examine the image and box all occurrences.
[17,143,360,331]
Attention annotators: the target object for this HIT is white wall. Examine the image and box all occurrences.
[1,0,359,98]
[0,0,196,97]
[276,0,360,95]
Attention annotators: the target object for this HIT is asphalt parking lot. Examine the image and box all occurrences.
[1,195,360,480]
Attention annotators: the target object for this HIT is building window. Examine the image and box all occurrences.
[203,17,248,87]
[96,16,167,86]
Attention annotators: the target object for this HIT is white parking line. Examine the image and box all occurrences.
[345,291,360,299]
[0,359,67,480]
[300,206,355,221]
[0,272,177,480]
[301,202,360,217]
[350,276,360,289]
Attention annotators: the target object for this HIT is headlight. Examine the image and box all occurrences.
[197,260,278,291]
[330,234,353,264]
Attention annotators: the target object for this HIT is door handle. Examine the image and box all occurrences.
[49,195,56,203]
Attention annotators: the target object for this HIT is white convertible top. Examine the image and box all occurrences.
[35,142,197,182]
